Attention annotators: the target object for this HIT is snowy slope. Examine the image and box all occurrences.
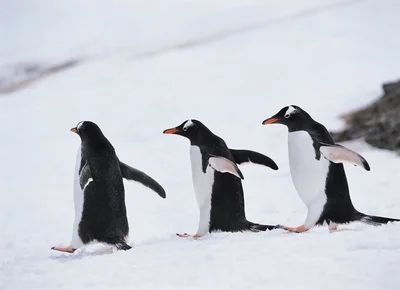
[1,0,400,289]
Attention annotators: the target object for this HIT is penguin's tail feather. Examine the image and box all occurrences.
[103,237,132,251]
[356,212,400,226]
[247,221,282,232]
[115,241,132,251]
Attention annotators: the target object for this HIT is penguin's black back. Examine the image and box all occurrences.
[209,171,250,232]
[78,139,129,245]
[199,137,261,232]
[306,125,360,225]
[316,163,359,225]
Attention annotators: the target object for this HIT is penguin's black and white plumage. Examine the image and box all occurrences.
[163,119,280,238]
[262,105,400,232]
[52,121,166,253]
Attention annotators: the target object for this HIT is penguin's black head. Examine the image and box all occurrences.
[262,105,313,132]
[163,119,212,144]
[71,121,105,142]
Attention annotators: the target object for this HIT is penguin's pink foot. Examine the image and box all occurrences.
[283,225,308,233]
[51,245,76,253]
[176,233,202,239]
[329,225,338,231]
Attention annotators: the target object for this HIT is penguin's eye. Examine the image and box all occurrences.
[284,113,290,118]
[183,127,188,131]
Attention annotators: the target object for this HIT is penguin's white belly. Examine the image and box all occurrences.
[70,145,85,248]
[189,146,215,235]
[288,131,329,207]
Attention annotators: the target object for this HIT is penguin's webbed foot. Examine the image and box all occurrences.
[176,233,202,239]
[283,225,308,233]
[329,225,338,231]
[51,245,77,253]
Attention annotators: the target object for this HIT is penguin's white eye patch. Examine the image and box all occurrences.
[76,121,85,130]
[183,119,194,131]
[284,106,297,118]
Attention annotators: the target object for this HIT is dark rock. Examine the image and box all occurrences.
[331,80,400,154]
[0,58,81,94]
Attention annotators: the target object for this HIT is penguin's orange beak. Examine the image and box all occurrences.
[163,127,180,134]
[262,118,280,125]
[71,127,78,133]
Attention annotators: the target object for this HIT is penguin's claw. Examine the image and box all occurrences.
[176,233,202,239]
[283,225,308,233]
[51,245,76,253]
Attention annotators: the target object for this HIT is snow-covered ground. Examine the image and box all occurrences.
[1,0,400,289]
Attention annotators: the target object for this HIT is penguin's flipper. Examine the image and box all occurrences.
[208,155,244,179]
[230,149,278,170]
[119,161,166,198]
[79,162,92,189]
[319,143,370,171]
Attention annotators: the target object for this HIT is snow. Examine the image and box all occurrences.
[1,0,400,289]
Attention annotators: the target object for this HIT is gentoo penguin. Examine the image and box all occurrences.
[262,105,400,232]
[52,121,166,253]
[163,119,280,238]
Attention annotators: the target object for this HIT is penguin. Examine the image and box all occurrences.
[262,105,400,232]
[163,119,280,238]
[52,121,166,253]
